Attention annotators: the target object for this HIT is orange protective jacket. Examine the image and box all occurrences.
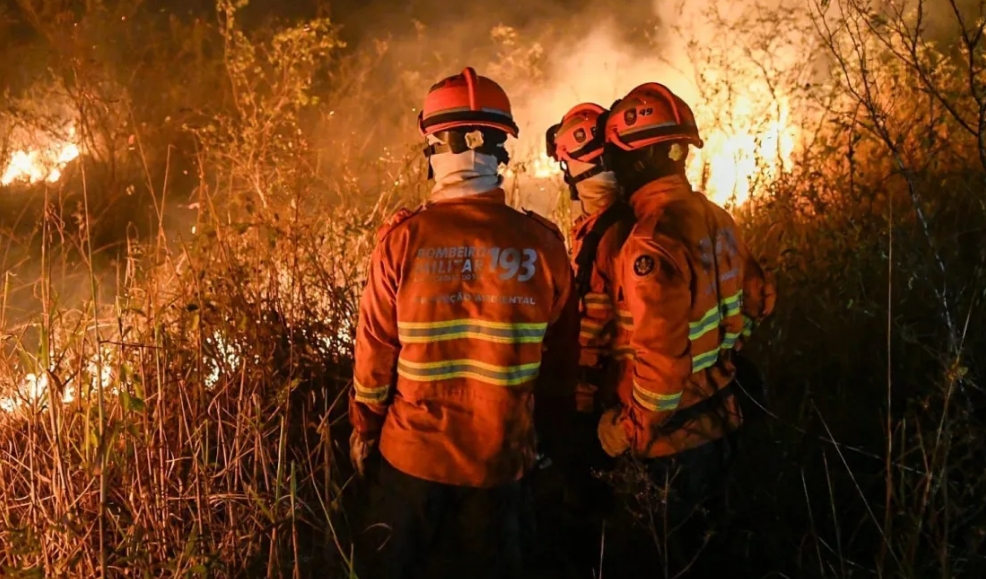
[613,175,776,458]
[349,188,579,488]
[570,206,634,412]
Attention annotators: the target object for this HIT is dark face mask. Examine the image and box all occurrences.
[607,142,687,198]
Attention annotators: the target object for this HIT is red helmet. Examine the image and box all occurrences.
[418,67,519,138]
[546,102,607,164]
[605,82,703,151]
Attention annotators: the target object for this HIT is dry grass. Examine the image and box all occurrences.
[0,0,984,577]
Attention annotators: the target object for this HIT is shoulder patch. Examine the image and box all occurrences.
[376,206,422,242]
[523,209,565,242]
[633,254,656,277]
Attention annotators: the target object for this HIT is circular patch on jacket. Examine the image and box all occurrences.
[624,108,637,126]
[633,255,655,277]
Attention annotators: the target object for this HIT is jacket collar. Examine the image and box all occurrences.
[572,202,613,240]
[627,174,693,217]
[425,187,507,207]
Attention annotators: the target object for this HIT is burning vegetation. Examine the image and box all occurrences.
[0,124,80,186]
[0,0,985,576]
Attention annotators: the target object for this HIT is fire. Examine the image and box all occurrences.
[1,125,81,186]
[508,8,805,213]
[529,99,798,206]
[687,93,798,207]
[530,153,560,180]
[0,373,51,413]
[0,370,77,414]
[525,93,798,209]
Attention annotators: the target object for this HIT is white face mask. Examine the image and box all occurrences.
[574,171,620,216]
[427,134,503,199]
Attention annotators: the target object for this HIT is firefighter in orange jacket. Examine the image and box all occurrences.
[546,103,635,416]
[539,103,635,569]
[348,67,579,579]
[596,82,776,577]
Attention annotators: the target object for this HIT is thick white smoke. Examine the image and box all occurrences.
[502,0,807,215]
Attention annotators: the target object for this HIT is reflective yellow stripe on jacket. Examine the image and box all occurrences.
[398,319,547,344]
[613,345,635,361]
[742,315,755,337]
[397,358,541,386]
[579,317,608,342]
[632,381,681,412]
[582,292,613,313]
[613,308,635,361]
[354,379,391,405]
[689,290,743,342]
[616,309,633,331]
[689,290,744,373]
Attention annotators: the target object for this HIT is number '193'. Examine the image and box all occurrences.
[488,247,537,282]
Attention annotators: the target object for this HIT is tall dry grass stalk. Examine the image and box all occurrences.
[0,0,984,577]
[0,2,390,576]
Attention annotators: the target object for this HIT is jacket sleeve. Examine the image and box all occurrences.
[620,234,694,439]
[534,255,580,456]
[736,232,776,345]
[576,254,616,385]
[577,292,615,370]
[349,236,401,440]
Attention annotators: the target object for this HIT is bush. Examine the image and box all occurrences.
[0,0,984,576]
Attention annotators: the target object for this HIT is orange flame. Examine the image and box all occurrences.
[523,91,797,210]
[688,94,797,207]
[1,125,81,186]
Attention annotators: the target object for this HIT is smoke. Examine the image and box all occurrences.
[510,22,689,144]
[319,0,701,212]
[363,0,979,216]
[1,0,977,309]
[485,0,805,214]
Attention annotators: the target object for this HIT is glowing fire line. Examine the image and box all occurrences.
[1,125,81,186]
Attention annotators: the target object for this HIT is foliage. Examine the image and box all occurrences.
[0,0,984,577]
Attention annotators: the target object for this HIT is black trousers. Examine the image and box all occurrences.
[360,458,524,579]
[601,433,739,579]
[565,412,617,572]
[518,412,616,577]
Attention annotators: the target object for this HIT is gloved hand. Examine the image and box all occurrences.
[533,431,554,470]
[349,429,377,477]
[597,407,630,457]
[575,382,598,414]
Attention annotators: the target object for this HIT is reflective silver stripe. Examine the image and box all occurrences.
[689,307,721,341]
[397,358,541,386]
[691,349,719,373]
[721,331,741,350]
[616,310,633,330]
[721,292,743,317]
[583,292,613,309]
[689,290,744,341]
[398,319,547,344]
[741,315,755,337]
[632,381,682,412]
[353,379,390,404]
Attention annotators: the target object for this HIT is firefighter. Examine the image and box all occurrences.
[348,66,580,579]
[595,82,776,577]
[542,103,635,568]
[545,103,635,416]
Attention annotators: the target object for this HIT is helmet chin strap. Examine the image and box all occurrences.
[562,161,607,201]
